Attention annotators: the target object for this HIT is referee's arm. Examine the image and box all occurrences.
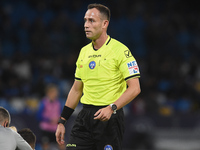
[94,77,140,121]
[56,80,83,145]
[65,80,83,109]
[114,77,141,110]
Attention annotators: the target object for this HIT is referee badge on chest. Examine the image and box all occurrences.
[104,145,113,150]
[89,61,96,69]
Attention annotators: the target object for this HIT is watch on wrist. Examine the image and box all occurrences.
[110,104,117,114]
[58,118,66,125]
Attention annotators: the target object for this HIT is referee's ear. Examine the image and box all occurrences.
[102,20,109,30]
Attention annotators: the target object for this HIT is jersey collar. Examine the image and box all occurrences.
[92,35,111,51]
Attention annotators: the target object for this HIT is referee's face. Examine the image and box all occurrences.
[84,8,106,40]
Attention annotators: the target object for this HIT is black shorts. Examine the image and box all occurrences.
[66,104,125,150]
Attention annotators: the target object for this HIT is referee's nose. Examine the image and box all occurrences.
[84,20,89,29]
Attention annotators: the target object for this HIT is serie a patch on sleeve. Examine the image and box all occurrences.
[127,61,139,75]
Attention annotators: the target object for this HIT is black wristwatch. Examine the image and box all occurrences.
[110,104,117,114]
[58,118,66,125]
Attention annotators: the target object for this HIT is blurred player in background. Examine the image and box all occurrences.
[37,84,62,144]
[0,106,33,150]
[56,3,141,150]
[18,128,36,150]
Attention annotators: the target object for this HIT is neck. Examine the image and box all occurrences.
[92,33,108,50]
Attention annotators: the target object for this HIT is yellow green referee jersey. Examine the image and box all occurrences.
[75,36,140,106]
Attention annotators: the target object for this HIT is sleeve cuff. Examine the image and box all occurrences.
[75,77,82,81]
[125,74,140,81]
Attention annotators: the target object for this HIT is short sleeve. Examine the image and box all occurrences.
[117,49,140,81]
[75,50,82,81]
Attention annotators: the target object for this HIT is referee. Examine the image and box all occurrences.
[56,3,141,150]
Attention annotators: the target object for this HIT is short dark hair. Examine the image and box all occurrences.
[0,107,11,125]
[18,128,36,149]
[88,3,111,21]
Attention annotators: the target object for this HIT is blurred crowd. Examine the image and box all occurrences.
[0,0,200,134]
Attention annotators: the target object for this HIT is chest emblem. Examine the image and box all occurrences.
[89,61,96,69]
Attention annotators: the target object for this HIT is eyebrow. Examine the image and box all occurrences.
[84,16,95,20]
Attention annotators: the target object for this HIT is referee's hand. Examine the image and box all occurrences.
[55,123,65,145]
[94,106,113,121]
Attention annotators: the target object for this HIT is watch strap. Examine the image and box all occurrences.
[58,118,66,125]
